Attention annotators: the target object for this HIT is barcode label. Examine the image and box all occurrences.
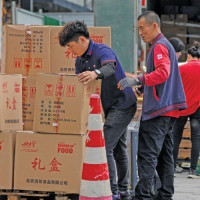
[5,119,19,123]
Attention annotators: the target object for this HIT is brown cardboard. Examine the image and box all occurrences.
[14,132,85,193]
[1,25,50,77]
[0,132,16,190]
[33,73,101,134]
[23,77,36,130]
[175,14,188,32]
[50,26,111,73]
[0,74,23,131]
[161,15,175,28]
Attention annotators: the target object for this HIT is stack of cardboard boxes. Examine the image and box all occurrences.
[0,74,22,189]
[0,24,110,193]
[161,14,188,62]
[161,13,200,62]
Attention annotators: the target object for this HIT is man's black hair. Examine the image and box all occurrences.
[138,11,161,28]
[169,37,185,52]
[59,20,90,47]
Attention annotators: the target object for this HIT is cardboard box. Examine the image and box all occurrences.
[1,25,111,76]
[14,132,85,193]
[0,74,23,131]
[175,14,188,32]
[1,25,50,77]
[0,132,16,190]
[33,73,101,134]
[23,77,36,130]
[161,15,175,28]
[50,26,111,73]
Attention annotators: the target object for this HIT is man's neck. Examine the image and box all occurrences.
[81,39,91,57]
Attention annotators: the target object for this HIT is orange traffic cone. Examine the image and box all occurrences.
[79,94,112,200]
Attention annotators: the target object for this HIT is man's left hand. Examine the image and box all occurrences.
[118,77,139,90]
[78,71,97,84]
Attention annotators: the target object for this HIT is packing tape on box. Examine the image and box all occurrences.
[52,123,58,127]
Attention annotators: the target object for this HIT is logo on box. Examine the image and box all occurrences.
[21,140,38,152]
[34,58,42,69]
[45,84,54,96]
[66,85,76,97]
[14,58,22,68]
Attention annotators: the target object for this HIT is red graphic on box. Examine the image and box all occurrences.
[30,87,36,98]
[95,87,101,95]
[65,48,77,59]
[12,97,17,110]
[21,140,38,152]
[6,97,17,110]
[6,97,11,109]
[32,158,46,170]
[49,157,62,172]
[90,34,104,43]
[24,58,32,69]
[14,82,20,93]
[54,35,59,44]
[45,84,54,96]
[56,83,65,97]
[57,142,74,154]
[22,87,28,98]
[2,81,8,93]
[34,58,42,69]
[66,85,76,97]
[14,58,22,68]
[0,140,4,151]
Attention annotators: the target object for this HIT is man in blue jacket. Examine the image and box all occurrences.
[59,21,137,200]
[119,11,186,200]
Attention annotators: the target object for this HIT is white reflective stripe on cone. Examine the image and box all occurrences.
[80,179,112,197]
[84,147,107,164]
[87,114,103,131]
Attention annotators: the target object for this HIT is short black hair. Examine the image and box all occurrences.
[169,37,185,52]
[188,42,200,59]
[138,11,160,27]
[59,20,90,47]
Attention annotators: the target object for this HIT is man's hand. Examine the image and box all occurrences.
[117,77,139,90]
[78,71,97,84]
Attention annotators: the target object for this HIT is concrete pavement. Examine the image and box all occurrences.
[174,171,200,200]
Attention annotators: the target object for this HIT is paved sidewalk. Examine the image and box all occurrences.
[174,171,200,200]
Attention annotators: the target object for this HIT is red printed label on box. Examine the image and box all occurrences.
[21,140,38,152]
[66,85,76,97]
[0,140,4,150]
[2,81,8,93]
[14,58,22,68]
[34,58,42,69]
[45,84,54,96]
[30,87,36,98]
[57,142,75,154]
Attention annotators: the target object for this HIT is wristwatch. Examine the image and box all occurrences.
[94,69,102,79]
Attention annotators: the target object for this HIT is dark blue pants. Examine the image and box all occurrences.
[104,104,137,195]
[173,106,200,170]
[135,116,176,200]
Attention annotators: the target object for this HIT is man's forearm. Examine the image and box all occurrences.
[99,61,116,79]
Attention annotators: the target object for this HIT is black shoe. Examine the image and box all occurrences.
[112,194,121,200]
[188,168,200,179]
[119,191,131,200]
[130,197,139,200]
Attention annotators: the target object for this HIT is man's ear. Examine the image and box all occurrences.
[153,22,159,29]
[79,36,86,43]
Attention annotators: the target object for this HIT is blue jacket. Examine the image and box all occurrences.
[140,34,186,121]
